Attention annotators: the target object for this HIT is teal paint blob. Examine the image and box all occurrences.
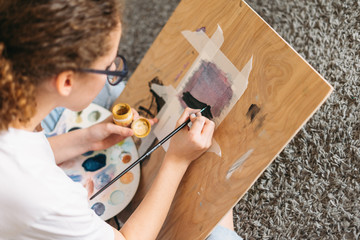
[82,151,94,157]
[82,153,106,172]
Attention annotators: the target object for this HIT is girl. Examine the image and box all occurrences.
[0,1,240,239]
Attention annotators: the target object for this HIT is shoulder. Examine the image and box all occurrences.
[0,158,114,239]
[0,130,114,239]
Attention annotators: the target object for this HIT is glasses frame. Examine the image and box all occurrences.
[77,54,128,86]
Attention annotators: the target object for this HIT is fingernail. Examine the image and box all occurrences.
[190,113,196,118]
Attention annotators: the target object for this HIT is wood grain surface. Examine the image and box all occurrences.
[115,0,333,239]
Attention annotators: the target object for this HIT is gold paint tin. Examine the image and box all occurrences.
[131,118,151,138]
[112,103,133,127]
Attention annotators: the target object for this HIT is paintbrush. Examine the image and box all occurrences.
[89,105,210,200]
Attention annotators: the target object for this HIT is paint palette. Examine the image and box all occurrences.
[53,103,140,220]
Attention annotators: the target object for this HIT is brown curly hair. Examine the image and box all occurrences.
[0,0,122,130]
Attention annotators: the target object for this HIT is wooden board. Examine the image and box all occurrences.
[114,0,333,239]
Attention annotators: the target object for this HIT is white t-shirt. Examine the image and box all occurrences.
[0,128,114,240]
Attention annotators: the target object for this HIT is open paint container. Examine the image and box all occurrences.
[112,103,151,138]
[112,103,133,127]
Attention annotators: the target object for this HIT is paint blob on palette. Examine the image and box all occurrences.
[53,103,140,220]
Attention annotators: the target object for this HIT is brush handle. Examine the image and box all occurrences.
[89,106,208,200]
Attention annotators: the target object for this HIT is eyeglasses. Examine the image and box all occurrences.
[77,54,128,86]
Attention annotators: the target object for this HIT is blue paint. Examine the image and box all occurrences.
[82,153,106,172]
[94,164,116,189]
[91,202,105,216]
[68,174,82,182]
[82,151,94,156]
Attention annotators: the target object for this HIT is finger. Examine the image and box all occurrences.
[189,116,206,135]
[131,108,140,120]
[103,115,114,123]
[107,123,134,137]
[189,109,205,122]
[177,107,201,127]
[147,117,158,126]
[202,119,215,137]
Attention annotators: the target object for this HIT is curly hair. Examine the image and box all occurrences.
[0,0,122,130]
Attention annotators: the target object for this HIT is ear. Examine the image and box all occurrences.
[55,71,75,96]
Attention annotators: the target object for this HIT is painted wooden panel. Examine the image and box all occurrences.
[115,0,333,239]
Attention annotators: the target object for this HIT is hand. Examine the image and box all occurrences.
[166,107,215,166]
[86,108,158,152]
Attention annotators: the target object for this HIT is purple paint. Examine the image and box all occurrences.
[179,60,233,118]
[93,164,116,190]
[91,202,105,216]
[174,62,190,82]
[196,26,206,32]
[82,153,106,172]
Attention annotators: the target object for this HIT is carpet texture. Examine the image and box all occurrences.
[118,0,360,239]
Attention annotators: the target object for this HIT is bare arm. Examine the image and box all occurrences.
[114,108,215,240]
[48,110,157,165]
[48,116,133,164]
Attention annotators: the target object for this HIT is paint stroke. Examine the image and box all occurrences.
[91,202,105,216]
[82,153,106,172]
[84,178,95,198]
[207,139,222,157]
[178,60,233,119]
[226,149,254,180]
[68,174,82,182]
[93,164,116,189]
[196,26,206,32]
[68,126,81,132]
[246,104,260,122]
[181,91,213,119]
[76,111,82,123]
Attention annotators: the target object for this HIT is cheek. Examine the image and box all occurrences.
[89,75,107,92]
[97,76,107,91]
[78,75,107,104]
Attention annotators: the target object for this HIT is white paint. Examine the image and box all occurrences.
[258,129,267,137]
[226,149,254,180]
[207,139,222,157]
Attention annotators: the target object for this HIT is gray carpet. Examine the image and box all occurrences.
[118,0,360,239]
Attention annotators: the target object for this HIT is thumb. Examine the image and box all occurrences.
[108,123,134,137]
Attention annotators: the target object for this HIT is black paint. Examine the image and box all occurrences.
[68,127,81,132]
[138,76,165,118]
[246,104,260,122]
[181,91,213,119]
